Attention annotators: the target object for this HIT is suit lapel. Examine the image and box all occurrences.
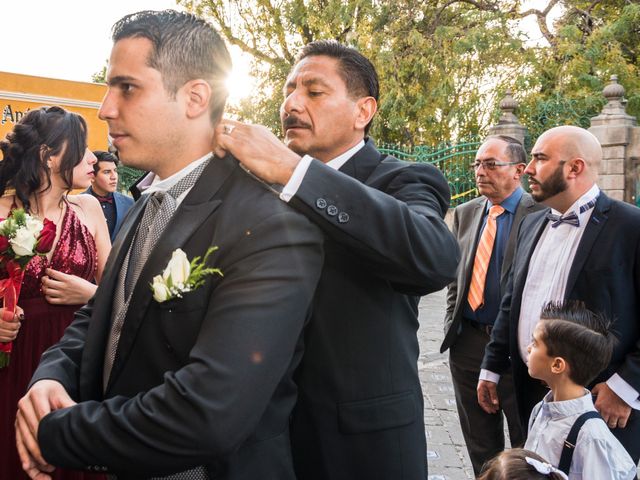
[512,210,548,298]
[453,198,485,320]
[501,193,535,283]
[105,155,234,390]
[339,138,381,182]
[565,194,611,295]
[465,199,486,274]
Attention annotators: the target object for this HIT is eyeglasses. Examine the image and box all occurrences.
[471,161,522,171]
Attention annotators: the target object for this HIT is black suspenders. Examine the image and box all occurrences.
[558,411,603,474]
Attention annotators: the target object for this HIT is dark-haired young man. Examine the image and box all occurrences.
[217,40,459,480]
[84,150,133,241]
[17,9,323,480]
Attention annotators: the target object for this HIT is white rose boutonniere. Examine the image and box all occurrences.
[151,247,223,303]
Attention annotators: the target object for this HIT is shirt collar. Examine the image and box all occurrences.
[550,184,600,221]
[540,389,595,419]
[488,186,523,215]
[326,140,366,171]
[138,153,211,196]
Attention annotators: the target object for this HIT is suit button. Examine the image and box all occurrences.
[165,343,173,352]
[326,205,338,216]
[338,212,349,223]
[316,198,327,209]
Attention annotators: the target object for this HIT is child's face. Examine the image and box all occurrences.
[526,322,554,381]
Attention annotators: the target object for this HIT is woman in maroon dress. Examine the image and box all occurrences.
[0,106,111,479]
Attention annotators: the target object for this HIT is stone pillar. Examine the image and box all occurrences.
[488,90,528,145]
[589,75,639,204]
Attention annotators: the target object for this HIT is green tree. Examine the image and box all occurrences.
[172,0,640,146]
[517,1,640,141]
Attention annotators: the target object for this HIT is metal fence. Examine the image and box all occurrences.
[379,139,481,206]
[118,141,482,206]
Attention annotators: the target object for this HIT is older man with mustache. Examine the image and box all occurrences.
[217,40,459,480]
[478,125,640,465]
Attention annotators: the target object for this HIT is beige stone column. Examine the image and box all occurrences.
[589,75,639,204]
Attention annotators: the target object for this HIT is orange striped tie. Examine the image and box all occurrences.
[468,205,505,311]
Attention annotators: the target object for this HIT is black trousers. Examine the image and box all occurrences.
[449,322,525,475]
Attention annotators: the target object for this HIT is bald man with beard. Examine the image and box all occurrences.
[478,126,640,463]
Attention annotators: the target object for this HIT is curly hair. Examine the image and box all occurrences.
[0,106,88,211]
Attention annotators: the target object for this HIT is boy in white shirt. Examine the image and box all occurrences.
[525,300,637,480]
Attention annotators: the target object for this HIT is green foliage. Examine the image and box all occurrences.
[91,65,107,84]
[117,166,143,194]
[177,0,640,146]
[517,2,640,140]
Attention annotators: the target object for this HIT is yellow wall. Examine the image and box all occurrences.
[0,71,108,150]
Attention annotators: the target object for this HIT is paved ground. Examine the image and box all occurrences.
[418,289,484,480]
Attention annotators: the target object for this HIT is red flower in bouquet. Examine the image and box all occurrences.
[0,234,9,254]
[0,208,56,368]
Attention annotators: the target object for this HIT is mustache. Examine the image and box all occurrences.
[283,116,311,130]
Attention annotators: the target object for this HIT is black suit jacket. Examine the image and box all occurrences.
[32,155,324,479]
[482,192,640,425]
[441,192,542,352]
[288,139,459,480]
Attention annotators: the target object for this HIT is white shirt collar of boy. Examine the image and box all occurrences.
[537,389,593,420]
[525,389,637,480]
[279,140,365,202]
[137,153,211,206]
[517,184,600,362]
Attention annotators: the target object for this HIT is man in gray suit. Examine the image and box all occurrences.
[441,135,542,474]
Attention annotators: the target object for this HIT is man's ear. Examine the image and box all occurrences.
[184,79,212,119]
[354,97,377,132]
[551,357,567,375]
[567,158,585,179]
[514,163,526,179]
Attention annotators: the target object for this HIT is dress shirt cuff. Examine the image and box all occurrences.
[606,374,640,410]
[479,369,501,384]
[280,155,314,202]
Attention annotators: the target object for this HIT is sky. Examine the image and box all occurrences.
[0,0,254,103]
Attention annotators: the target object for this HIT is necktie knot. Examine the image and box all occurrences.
[546,197,597,228]
[546,211,579,228]
[95,194,114,204]
[489,205,505,219]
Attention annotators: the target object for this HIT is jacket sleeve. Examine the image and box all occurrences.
[290,158,459,295]
[36,209,324,476]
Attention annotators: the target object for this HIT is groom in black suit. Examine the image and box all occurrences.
[479,126,640,463]
[16,10,323,479]
[217,41,459,479]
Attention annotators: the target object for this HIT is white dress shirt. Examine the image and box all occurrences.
[525,390,636,480]
[279,140,365,202]
[517,184,600,362]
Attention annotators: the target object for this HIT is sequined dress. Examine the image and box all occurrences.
[0,202,103,480]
